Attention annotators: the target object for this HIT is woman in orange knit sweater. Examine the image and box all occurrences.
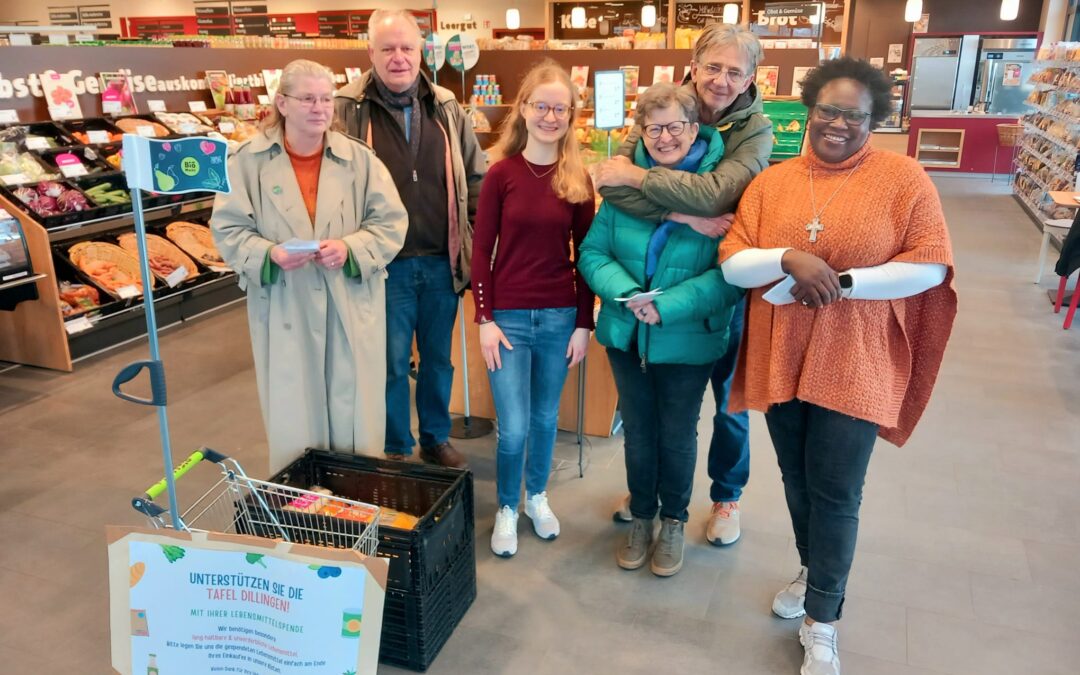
[719,58,956,675]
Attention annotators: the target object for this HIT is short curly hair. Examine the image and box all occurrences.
[798,57,893,129]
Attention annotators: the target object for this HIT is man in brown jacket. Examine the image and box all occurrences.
[335,10,485,468]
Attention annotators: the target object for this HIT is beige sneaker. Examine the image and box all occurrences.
[706,501,741,546]
[616,518,653,570]
[650,518,685,577]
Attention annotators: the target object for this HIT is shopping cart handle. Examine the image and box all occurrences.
[132,496,166,518]
[112,359,167,406]
[143,447,230,501]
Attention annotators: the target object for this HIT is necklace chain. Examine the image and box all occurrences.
[524,158,557,179]
[809,160,864,222]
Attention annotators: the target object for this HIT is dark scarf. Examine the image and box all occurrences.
[371,70,422,159]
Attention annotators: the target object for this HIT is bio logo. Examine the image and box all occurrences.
[180,156,200,176]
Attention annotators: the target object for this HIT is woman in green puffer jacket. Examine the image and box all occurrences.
[578,82,743,579]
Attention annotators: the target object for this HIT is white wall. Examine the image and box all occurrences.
[0,0,547,39]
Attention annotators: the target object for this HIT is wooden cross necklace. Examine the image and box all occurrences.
[807,159,864,243]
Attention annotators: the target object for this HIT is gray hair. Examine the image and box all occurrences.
[368,9,423,44]
[637,82,699,125]
[261,59,337,135]
[692,23,764,73]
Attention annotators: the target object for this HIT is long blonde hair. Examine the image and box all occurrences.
[489,61,591,204]
[261,59,338,135]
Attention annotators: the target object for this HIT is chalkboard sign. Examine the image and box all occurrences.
[675,2,729,29]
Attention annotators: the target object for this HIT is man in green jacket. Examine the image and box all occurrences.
[595,23,773,549]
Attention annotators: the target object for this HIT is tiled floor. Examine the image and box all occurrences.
[2,175,1079,674]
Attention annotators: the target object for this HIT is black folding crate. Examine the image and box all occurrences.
[268,449,475,596]
[379,538,477,671]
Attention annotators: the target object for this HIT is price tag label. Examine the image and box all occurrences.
[75,33,94,43]
[209,265,231,274]
[147,100,166,113]
[219,121,236,134]
[60,163,88,178]
[165,265,190,288]
[48,34,70,46]
[87,129,111,144]
[0,173,29,186]
[257,95,270,105]
[179,123,197,134]
[188,101,208,113]
[25,136,50,150]
[117,285,140,299]
[102,100,123,114]
[64,316,94,334]
[11,34,32,46]
[0,109,18,124]
[136,125,156,137]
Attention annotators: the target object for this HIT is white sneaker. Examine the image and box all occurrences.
[613,493,632,523]
[524,492,560,540]
[773,566,808,619]
[491,506,518,557]
[706,501,741,546]
[799,621,840,675]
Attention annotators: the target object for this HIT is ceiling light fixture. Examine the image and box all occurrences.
[722,3,739,25]
[641,4,656,28]
[1000,0,1019,21]
[905,0,923,23]
[506,8,521,30]
[571,6,586,29]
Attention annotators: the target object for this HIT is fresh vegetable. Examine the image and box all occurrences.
[37,181,65,198]
[58,281,100,315]
[160,544,186,563]
[56,189,90,212]
[84,181,131,206]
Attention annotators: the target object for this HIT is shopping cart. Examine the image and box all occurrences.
[131,447,381,557]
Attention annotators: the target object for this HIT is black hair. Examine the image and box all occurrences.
[798,57,893,129]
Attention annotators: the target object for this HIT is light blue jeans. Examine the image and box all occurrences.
[487,307,577,510]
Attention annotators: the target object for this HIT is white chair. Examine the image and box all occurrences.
[1034,219,1075,283]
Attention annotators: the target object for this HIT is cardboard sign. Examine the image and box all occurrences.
[107,527,387,675]
[423,34,446,71]
[165,265,190,287]
[147,100,167,113]
[100,72,139,116]
[0,109,19,124]
[88,129,112,144]
[188,101,209,113]
[41,70,84,121]
[117,285,141,299]
[446,34,479,72]
[24,136,50,150]
[64,316,94,334]
[123,135,231,195]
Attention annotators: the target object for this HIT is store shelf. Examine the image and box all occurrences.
[1021,122,1078,155]
[1018,165,1052,194]
[47,196,215,243]
[1024,103,1080,127]
[1018,144,1074,183]
[921,159,964,167]
[919,145,961,152]
[1035,60,1080,70]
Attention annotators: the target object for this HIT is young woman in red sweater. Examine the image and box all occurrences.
[471,61,595,558]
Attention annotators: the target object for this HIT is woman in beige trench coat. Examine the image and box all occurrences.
[211,59,408,473]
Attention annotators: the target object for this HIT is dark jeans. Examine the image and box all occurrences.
[607,347,715,522]
[487,308,576,510]
[765,399,878,623]
[708,297,750,503]
[384,256,459,455]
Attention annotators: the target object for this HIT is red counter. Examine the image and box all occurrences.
[907,114,1020,174]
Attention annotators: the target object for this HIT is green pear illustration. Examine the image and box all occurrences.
[155,168,176,191]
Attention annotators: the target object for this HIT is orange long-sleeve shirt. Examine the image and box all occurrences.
[285,139,323,226]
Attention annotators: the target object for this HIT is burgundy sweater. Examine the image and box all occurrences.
[471,153,595,329]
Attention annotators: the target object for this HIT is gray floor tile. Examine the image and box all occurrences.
[907,609,1080,675]
[847,551,975,620]
[971,572,1080,641]
[1023,540,1080,595]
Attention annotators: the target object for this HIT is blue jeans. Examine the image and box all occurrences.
[384,256,460,455]
[487,308,576,510]
[607,347,715,522]
[708,297,750,502]
[765,399,878,623]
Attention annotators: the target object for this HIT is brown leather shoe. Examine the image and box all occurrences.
[419,442,468,469]
[384,452,408,462]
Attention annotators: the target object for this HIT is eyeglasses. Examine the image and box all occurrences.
[282,93,335,109]
[814,103,871,125]
[698,63,749,83]
[526,101,571,120]
[642,121,690,139]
